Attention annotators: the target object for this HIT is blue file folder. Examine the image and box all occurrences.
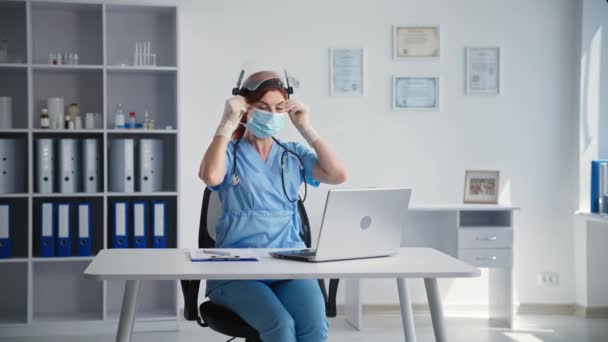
[132,201,148,248]
[590,160,608,213]
[112,202,129,248]
[56,203,71,257]
[77,202,92,256]
[152,201,167,248]
[0,204,11,258]
[40,202,55,257]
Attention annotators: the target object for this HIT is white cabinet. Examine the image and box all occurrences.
[345,205,518,330]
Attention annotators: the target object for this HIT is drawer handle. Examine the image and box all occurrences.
[475,236,498,241]
[475,256,497,261]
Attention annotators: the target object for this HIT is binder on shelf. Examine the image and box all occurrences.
[590,160,608,213]
[0,204,11,258]
[56,203,71,257]
[112,201,129,248]
[77,202,92,256]
[58,139,80,193]
[110,139,135,193]
[82,139,99,193]
[139,139,164,192]
[152,201,167,248]
[36,139,54,193]
[0,138,25,194]
[132,201,148,248]
[40,202,55,257]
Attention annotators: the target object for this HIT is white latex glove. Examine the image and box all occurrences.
[214,96,248,139]
[284,99,320,145]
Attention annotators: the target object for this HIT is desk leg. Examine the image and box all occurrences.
[396,278,416,342]
[489,268,513,328]
[344,278,362,331]
[424,278,446,342]
[116,280,141,342]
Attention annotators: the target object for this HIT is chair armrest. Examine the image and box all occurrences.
[181,280,201,321]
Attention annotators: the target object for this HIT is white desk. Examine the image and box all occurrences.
[84,247,479,342]
[345,204,518,329]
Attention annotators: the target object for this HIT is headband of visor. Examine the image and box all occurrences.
[232,69,294,99]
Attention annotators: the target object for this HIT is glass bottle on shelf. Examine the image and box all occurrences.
[128,111,136,129]
[143,111,150,129]
[40,108,50,129]
[114,104,125,129]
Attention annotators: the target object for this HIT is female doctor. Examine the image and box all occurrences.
[198,70,348,342]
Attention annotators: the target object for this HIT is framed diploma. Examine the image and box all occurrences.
[329,48,365,97]
[466,47,500,95]
[393,76,440,111]
[393,25,440,59]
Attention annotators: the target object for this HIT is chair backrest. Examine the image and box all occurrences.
[198,187,311,248]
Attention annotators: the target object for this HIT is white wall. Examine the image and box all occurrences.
[578,0,608,211]
[45,0,581,307]
[575,0,608,308]
[177,0,580,306]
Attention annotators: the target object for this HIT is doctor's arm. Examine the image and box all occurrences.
[285,100,348,185]
[199,136,229,187]
[310,139,349,185]
[199,96,247,186]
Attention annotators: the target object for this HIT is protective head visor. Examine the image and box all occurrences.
[231,67,297,99]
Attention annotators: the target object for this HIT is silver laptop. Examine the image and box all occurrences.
[270,187,411,262]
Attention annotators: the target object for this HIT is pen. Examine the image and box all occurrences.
[203,249,231,256]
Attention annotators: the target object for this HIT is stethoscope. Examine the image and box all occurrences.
[230,135,307,203]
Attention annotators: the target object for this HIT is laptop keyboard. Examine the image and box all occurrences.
[296,250,317,257]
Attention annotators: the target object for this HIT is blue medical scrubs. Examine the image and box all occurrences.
[206,138,328,342]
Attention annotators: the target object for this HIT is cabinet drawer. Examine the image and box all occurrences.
[459,248,512,268]
[459,227,513,249]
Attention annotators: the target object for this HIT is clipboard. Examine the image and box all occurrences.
[190,249,259,262]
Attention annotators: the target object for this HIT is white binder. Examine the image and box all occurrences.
[36,139,54,193]
[82,139,99,193]
[110,139,135,193]
[138,139,163,192]
[0,138,25,193]
[58,139,80,193]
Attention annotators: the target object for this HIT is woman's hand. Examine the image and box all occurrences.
[285,99,320,144]
[215,96,248,139]
[284,99,311,130]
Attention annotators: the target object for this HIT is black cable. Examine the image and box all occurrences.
[272,137,307,203]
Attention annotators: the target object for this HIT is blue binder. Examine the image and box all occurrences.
[590,160,608,213]
[77,202,92,256]
[132,201,148,248]
[0,203,11,258]
[152,201,167,248]
[56,203,72,257]
[40,202,55,257]
[112,201,129,248]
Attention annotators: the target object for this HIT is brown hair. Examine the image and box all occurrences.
[232,86,288,140]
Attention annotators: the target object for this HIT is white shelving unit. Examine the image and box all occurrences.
[0,1,179,337]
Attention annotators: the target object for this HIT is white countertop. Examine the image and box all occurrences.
[84,247,481,281]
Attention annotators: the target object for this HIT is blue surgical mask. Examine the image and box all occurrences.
[245,108,287,138]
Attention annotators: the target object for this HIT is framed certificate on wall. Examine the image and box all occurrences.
[329,47,365,97]
[393,25,440,59]
[393,76,440,111]
[466,47,500,95]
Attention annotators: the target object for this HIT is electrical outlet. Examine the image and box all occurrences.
[538,272,560,287]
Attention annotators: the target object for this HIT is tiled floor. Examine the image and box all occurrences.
[3,313,608,341]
